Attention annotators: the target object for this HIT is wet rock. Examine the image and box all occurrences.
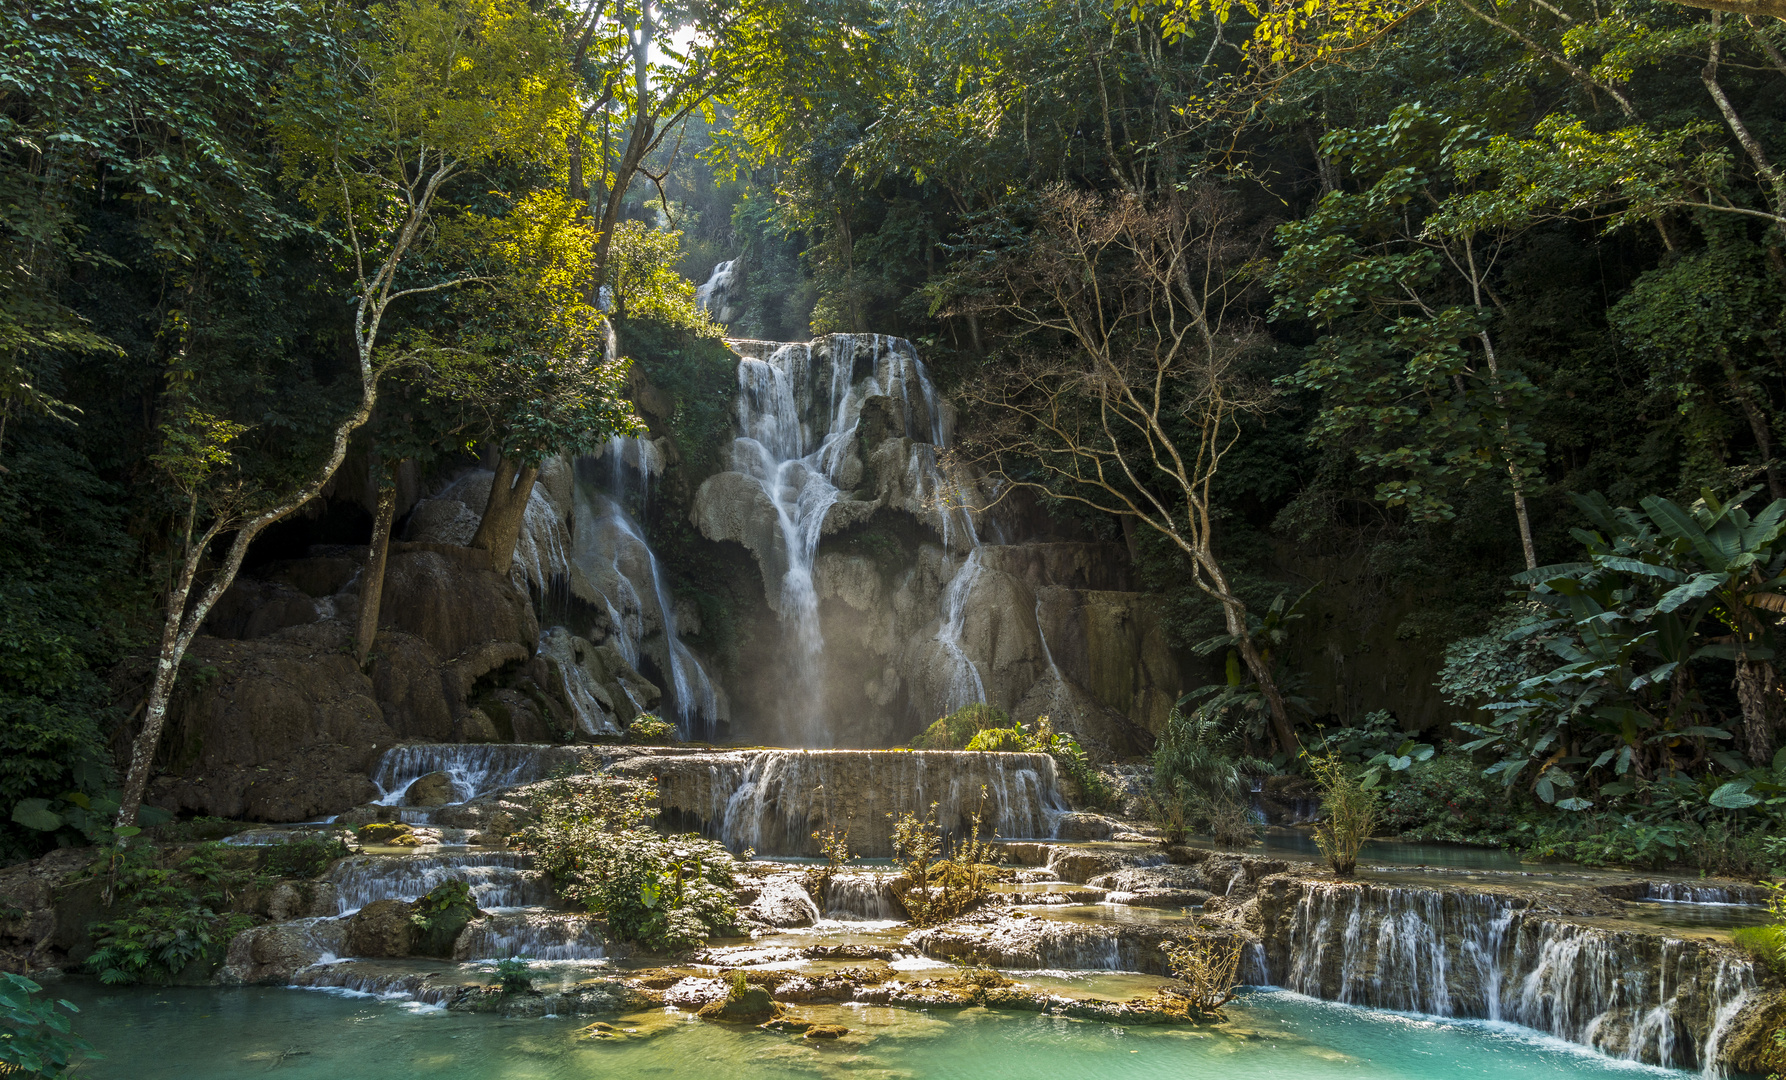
[697,986,779,1021]
[1047,846,1168,884]
[218,917,348,985]
[404,771,454,807]
[744,875,820,928]
[0,847,95,974]
[804,1024,849,1039]
[1050,812,1118,841]
[265,881,340,921]
[1107,889,1210,909]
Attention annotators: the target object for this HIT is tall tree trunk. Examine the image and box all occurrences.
[1733,657,1780,764]
[470,455,540,574]
[355,479,398,668]
[1194,548,1298,755]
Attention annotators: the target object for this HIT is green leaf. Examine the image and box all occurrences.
[11,799,64,832]
[1708,781,1761,809]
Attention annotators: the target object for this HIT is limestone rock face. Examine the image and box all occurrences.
[692,470,785,606]
[146,622,388,822]
[378,545,539,660]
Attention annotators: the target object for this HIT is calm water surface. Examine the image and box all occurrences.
[59,982,1691,1080]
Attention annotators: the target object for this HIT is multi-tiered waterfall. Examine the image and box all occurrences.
[721,336,983,741]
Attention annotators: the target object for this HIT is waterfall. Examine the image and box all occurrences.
[824,873,902,921]
[454,912,608,961]
[728,335,983,739]
[327,851,552,914]
[537,627,621,736]
[1266,881,1762,1072]
[1643,882,1770,906]
[696,259,739,324]
[932,548,988,716]
[569,477,721,739]
[372,744,578,805]
[641,748,1069,857]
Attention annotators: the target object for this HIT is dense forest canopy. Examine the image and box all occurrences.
[2,0,1784,875]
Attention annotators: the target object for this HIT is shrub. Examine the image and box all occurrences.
[963,724,1028,752]
[911,703,1008,749]
[1163,933,1246,1015]
[86,841,255,985]
[514,777,737,951]
[804,820,855,900]
[493,957,534,994]
[1377,752,1514,843]
[887,795,1002,927]
[1147,709,1262,847]
[0,973,96,1077]
[1308,750,1380,877]
[627,715,679,745]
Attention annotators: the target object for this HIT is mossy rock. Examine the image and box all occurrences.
[357,821,419,846]
[803,1024,849,1039]
[697,986,779,1021]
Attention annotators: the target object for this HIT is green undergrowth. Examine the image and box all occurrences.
[84,840,257,985]
[918,706,1118,811]
[514,776,737,951]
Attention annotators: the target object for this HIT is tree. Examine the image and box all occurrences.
[116,0,580,826]
[959,186,1300,754]
[1271,103,1549,569]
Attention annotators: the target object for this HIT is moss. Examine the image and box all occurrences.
[911,704,1010,749]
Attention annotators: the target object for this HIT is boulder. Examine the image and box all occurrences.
[219,917,349,985]
[404,771,455,807]
[697,986,779,1021]
[744,875,821,928]
[344,899,415,958]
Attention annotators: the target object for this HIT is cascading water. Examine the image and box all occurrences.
[328,851,552,914]
[1266,881,1761,1072]
[453,912,608,961]
[571,474,719,738]
[729,335,983,739]
[696,259,740,324]
[932,548,988,716]
[372,744,578,805]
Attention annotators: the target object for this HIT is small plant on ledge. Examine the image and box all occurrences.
[492,957,534,994]
[1308,749,1380,877]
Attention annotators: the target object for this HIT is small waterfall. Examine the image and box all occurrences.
[454,912,607,961]
[824,873,901,921]
[931,548,988,716]
[644,749,1069,857]
[290,963,455,1005]
[327,852,552,914]
[570,480,721,739]
[371,744,574,805]
[696,258,739,324]
[537,628,621,736]
[1643,882,1770,906]
[1268,881,1762,1072]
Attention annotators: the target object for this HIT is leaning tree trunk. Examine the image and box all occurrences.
[470,454,540,574]
[354,479,398,668]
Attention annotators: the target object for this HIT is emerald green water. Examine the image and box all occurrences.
[59,983,1690,1079]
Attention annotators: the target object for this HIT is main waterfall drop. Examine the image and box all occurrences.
[691,333,1178,753]
[710,335,985,743]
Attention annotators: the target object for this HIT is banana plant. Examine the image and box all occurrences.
[1463,488,1786,811]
